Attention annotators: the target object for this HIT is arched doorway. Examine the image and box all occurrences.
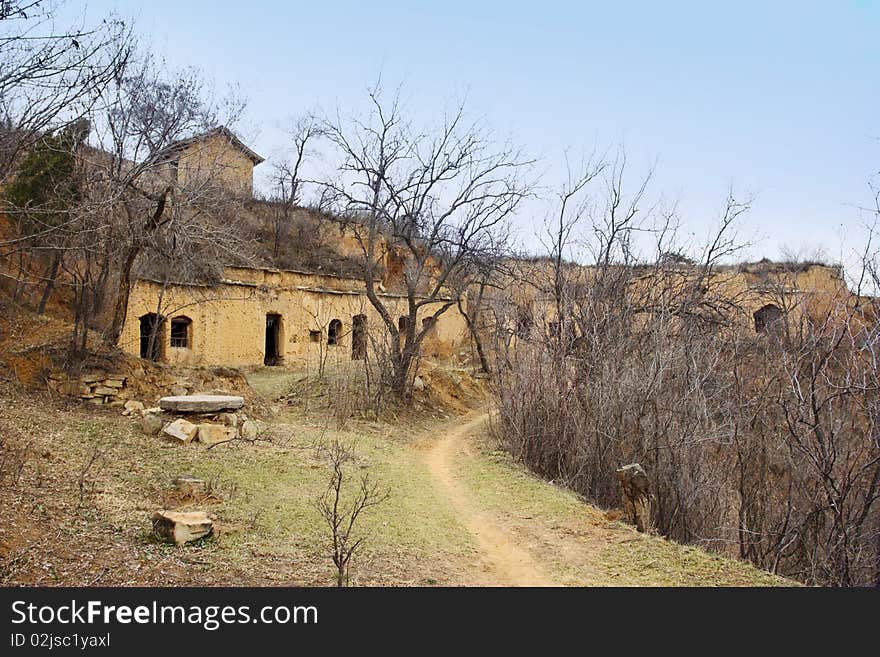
[139,313,163,361]
[754,304,784,335]
[351,315,367,360]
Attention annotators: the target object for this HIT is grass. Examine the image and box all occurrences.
[599,536,792,587]
[244,367,304,400]
[95,411,478,585]
[453,434,793,587]
[0,368,793,587]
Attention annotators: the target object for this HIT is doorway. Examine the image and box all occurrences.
[264,313,282,365]
[139,313,162,362]
[351,314,367,360]
[328,318,342,346]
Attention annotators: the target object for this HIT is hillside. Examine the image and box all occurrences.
[0,368,790,587]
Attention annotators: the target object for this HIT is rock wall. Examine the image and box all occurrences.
[47,373,129,406]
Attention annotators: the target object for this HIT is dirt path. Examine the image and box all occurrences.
[424,411,559,586]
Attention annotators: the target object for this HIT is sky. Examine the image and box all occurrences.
[60,0,880,280]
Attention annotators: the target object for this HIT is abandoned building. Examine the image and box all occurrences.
[119,128,468,367]
[497,257,855,344]
[117,128,860,368]
[121,265,467,367]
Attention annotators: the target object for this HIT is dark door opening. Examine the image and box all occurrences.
[139,313,162,361]
[351,314,367,360]
[264,313,282,366]
[328,319,342,346]
[754,304,783,335]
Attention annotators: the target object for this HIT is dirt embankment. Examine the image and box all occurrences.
[0,301,258,410]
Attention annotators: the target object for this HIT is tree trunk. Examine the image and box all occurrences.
[472,330,491,375]
[108,245,140,345]
[458,286,491,375]
[37,250,62,314]
[616,463,654,533]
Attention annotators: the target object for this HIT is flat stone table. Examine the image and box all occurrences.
[159,394,245,413]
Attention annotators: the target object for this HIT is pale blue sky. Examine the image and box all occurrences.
[65,0,880,274]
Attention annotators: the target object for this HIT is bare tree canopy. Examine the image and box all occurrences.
[0,0,132,179]
[316,85,534,397]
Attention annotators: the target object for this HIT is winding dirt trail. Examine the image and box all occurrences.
[423,412,559,587]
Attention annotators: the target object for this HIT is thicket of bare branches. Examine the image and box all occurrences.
[0,1,132,178]
[315,87,533,399]
[491,157,880,586]
[2,10,253,357]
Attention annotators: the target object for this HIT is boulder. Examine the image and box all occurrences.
[140,413,165,436]
[159,394,245,413]
[151,510,213,546]
[102,379,125,388]
[92,386,117,396]
[162,418,199,443]
[196,423,235,446]
[123,400,145,414]
[240,419,259,439]
[81,373,105,383]
[169,385,189,397]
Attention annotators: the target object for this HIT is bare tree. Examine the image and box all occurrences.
[77,429,114,505]
[317,86,534,398]
[491,155,880,585]
[268,117,319,260]
[314,438,388,587]
[541,150,606,354]
[0,1,132,179]
[94,54,247,344]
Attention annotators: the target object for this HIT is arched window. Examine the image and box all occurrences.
[170,316,192,348]
[328,319,342,346]
[139,313,163,361]
[351,315,367,360]
[754,304,784,335]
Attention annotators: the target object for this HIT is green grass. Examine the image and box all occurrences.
[598,535,794,587]
[1,369,793,587]
[244,367,305,400]
[453,437,793,587]
[77,408,476,585]
[456,446,588,524]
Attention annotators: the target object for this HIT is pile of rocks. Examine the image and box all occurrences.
[125,394,261,446]
[48,373,129,405]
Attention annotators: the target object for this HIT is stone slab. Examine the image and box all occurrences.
[159,395,245,413]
